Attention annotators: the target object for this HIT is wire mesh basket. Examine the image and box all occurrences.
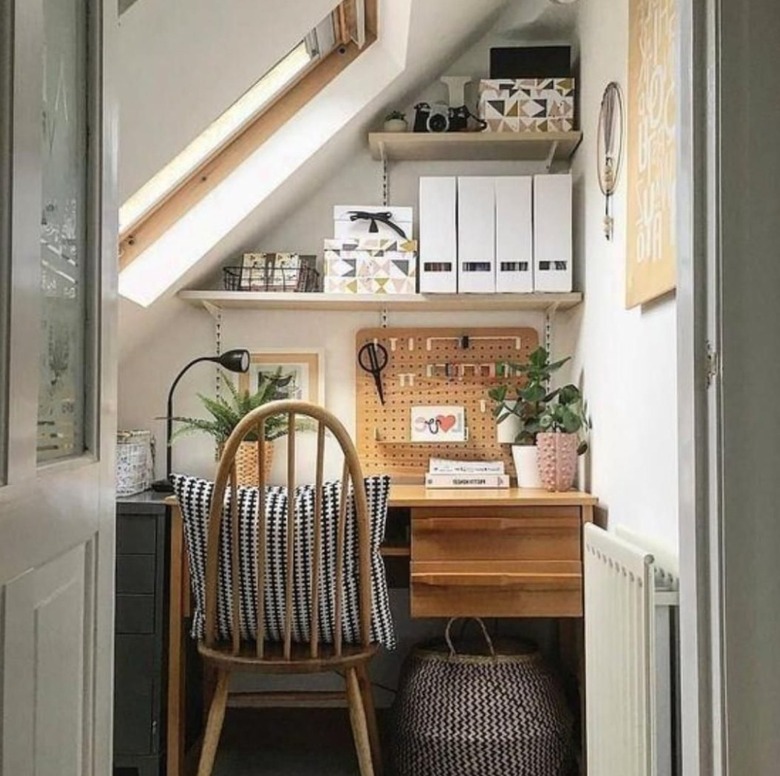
[223,253,320,292]
[116,430,154,496]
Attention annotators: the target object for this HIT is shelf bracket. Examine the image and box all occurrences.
[201,300,221,319]
[544,301,560,354]
[545,141,559,172]
[381,152,389,207]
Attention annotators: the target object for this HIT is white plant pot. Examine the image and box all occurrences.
[383,118,408,132]
[512,444,543,489]
[496,404,521,444]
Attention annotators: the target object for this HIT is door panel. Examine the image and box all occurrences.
[3,544,93,776]
[0,0,117,773]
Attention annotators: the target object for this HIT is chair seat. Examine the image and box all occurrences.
[198,639,380,674]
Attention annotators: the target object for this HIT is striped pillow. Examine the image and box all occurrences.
[172,473,395,649]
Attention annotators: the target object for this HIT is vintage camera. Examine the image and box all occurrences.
[413,102,476,133]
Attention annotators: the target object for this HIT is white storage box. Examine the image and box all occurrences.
[495,177,534,292]
[419,177,457,294]
[458,177,496,293]
[323,237,417,294]
[533,174,572,292]
[478,78,576,132]
[333,206,413,240]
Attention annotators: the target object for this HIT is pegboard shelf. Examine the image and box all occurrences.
[179,290,582,313]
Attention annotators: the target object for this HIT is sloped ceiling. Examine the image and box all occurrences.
[118,0,568,358]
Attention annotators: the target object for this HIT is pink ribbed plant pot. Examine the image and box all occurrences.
[536,432,578,492]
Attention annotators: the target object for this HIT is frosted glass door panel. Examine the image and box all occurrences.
[37,0,88,462]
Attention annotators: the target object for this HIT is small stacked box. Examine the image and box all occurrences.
[324,206,418,294]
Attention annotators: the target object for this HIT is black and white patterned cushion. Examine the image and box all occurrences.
[172,473,395,649]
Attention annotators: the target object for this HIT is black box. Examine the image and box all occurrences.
[489,46,572,79]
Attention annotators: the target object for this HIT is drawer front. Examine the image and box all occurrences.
[116,514,158,555]
[410,560,582,618]
[114,634,157,755]
[116,555,156,594]
[116,594,155,634]
[412,507,581,562]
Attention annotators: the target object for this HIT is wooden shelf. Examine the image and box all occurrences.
[178,290,582,313]
[368,131,582,163]
[380,545,411,558]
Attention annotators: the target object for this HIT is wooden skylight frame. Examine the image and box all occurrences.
[119,0,377,271]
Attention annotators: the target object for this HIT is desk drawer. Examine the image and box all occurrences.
[410,560,582,618]
[116,594,155,634]
[116,555,156,594]
[412,507,581,562]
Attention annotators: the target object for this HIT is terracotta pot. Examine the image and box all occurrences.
[511,444,542,489]
[536,432,578,492]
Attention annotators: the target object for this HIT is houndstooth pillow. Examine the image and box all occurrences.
[172,473,395,649]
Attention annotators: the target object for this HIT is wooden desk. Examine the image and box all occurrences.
[165,486,596,776]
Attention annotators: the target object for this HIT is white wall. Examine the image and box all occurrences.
[569,0,679,553]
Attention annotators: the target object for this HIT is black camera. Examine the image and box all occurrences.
[413,102,482,133]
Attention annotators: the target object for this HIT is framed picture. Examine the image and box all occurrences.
[238,350,323,404]
[626,0,678,307]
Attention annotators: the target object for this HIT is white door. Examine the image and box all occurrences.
[0,0,117,773]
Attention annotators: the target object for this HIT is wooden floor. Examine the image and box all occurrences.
[213,707,388,776]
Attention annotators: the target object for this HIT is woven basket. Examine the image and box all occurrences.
[225,440,275,487]
[392,618,574,776]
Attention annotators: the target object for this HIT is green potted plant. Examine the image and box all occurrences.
[536,384,591,492]
[170,369,298,485]
[488,347,569,488]
[383,109,408,132]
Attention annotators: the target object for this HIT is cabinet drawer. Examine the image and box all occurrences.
[412,507,581,562]
[410,560,582,618]
[116,555,156,594]
[116,594,155,634]
[116,514,158,555]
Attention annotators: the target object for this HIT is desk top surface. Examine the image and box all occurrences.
[388,484,597,507]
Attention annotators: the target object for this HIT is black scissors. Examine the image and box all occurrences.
[358,342,389,405]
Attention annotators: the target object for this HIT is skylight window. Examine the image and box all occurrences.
[119,18,336,233]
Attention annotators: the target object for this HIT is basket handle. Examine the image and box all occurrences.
[444,617,496,658]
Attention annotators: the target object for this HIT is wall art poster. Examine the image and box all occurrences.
[626,0,677,307]
[410,405,467,443]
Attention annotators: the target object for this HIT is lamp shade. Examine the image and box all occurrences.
[216,348,250,373]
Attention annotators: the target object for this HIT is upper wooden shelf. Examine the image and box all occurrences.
[178,290,582,313]
[368,131,582,163]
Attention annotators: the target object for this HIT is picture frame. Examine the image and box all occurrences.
[238,350,324,404]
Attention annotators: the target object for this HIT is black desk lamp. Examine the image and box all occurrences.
[151,348,250,493]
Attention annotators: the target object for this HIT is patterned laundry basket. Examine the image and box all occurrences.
[391,619,574,776]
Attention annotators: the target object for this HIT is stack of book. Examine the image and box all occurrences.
[425,458,509,489]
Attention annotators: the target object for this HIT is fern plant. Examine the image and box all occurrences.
[169,368,296,445]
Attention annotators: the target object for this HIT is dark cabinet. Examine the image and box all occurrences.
[114,495,169,776]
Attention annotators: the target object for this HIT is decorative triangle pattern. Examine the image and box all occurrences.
[324,237,418,295]
[477,78,575,133]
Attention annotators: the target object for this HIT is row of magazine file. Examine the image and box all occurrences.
[425,457,509,489]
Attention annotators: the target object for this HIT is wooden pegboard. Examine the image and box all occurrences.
[356,326,539,480]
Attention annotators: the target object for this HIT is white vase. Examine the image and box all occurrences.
[383,118,408,132]
[512,444,543,489]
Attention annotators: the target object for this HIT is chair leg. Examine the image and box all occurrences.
[197,669,230,776]
[346,666,375,776]
[356,662,383,776]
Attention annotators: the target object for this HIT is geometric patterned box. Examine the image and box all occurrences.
[323,237,417,294]
[478,78,575,132]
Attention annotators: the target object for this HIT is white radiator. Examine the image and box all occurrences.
[584,524,679,776]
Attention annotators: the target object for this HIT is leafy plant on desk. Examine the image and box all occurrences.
[538,384,592,455]
[488,346,570,445]
[169,368,294,444]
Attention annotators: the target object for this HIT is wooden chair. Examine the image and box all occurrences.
[195,400,383,776]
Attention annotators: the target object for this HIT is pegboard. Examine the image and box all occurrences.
[356,326,539,480]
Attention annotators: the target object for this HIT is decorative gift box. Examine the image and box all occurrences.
[478,78,575,132]
[333,206,413,240]
[323,237,417,294]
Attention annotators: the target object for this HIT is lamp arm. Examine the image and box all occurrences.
[165,356,214,480]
